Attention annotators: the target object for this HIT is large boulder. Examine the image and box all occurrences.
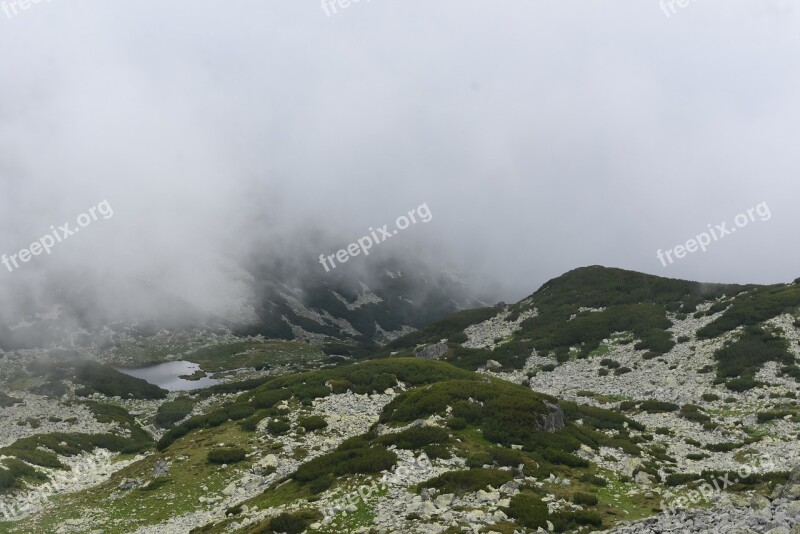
[538,401,565,432]
[413,342,448,360]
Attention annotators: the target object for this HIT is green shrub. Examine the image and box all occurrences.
[506,493,549,529]
[451,401,483,423]
[446,417,468,430]
[541,448,589,467]
[466,450,493,468]
[580,473,608,487]
[573,492,598,505]
[379,426,449,450]
[666,473,698,486]
[207,447,247,465]
[698,285,800,339]
[449,331,469,344]
[293,438,397,485]
[263,510,322,534]
[552,510,603,529]
[423,444,451,460]
[726,377,762,392]
[757,411,791,423]
[639,400,679,413]
[490,447,525,468]
[154,398,194,429]
[681,404,711,424]
[298,416,328,432]
[614,367,632,376]
[421,468,513,495]
[713,326,792,390]
[267,419,291,435]
[309,474,334,494]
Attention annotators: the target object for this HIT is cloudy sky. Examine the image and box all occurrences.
[0,0,798,310]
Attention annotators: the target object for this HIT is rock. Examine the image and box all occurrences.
[635,471,654,486]
[117,479,140,490]
[152,460,170,478]
[539,401,565,431]
[750,494,771,512]
[788,464,800,485]
[434,493,455,509]
[477,489,500,503]
[261,454,279,467]
[787,501,800,518]
[485,360,502,370]
[413,342,448,360]
[782,484,800,500]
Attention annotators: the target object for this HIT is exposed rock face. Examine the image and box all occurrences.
[152,461,170,478]
[485,359,502,371]
[609,491,800,533]
[538,401,566,432]
[414,342,448,360]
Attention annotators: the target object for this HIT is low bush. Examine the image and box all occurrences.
[207,447,247,465]
[267,419,291,435]
[573,492,598,506]
[421,468,513,495]
[298,416,328,432]
[154,398,195,429]
[379,426,449,450]
[506,493,549,529]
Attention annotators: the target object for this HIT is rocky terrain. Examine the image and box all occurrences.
[2,266,800,533]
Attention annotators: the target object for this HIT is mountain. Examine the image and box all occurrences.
[0,255,487,352]
[2,266,800,534]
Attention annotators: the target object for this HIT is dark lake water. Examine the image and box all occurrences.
[117,361,219,391]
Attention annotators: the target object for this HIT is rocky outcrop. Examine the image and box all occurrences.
[538,401,565,432]
[414,342,448,360]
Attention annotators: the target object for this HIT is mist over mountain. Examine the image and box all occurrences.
[2,3,800,533]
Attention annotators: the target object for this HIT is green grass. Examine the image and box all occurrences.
[8,422,254,534]
[0,402,152,494]
[186,341,323,373]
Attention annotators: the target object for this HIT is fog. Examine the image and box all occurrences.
[1,0,798,329]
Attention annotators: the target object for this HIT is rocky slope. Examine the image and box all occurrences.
[3,266,800,533]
